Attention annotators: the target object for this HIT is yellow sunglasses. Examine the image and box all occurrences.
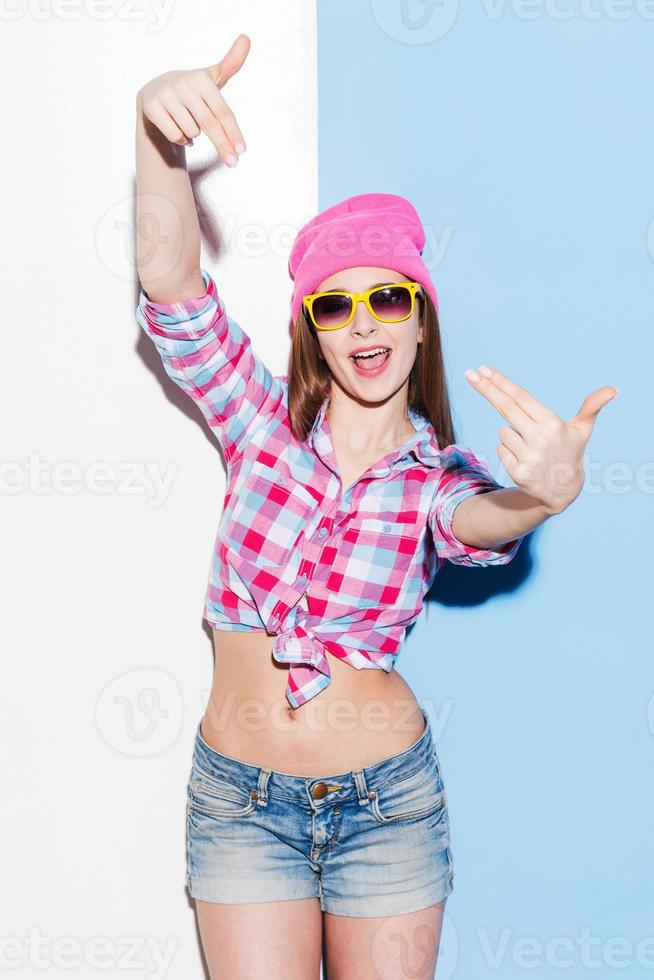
[303,282,423,331]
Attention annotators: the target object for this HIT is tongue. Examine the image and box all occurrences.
[353,351,387,370]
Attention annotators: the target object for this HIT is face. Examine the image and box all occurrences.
[310,266,424,404]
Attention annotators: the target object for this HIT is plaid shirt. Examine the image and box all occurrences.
[137,267,523,708]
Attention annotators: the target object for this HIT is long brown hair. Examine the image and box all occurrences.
[287,291,457,448]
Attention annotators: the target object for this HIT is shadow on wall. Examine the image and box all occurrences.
[421,529,533,614]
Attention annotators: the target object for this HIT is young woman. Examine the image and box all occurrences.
[135,34,617,980]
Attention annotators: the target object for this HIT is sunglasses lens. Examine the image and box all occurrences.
[370,285,413,321]
[311,293,352,329]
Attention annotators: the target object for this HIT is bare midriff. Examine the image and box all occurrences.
[199,627,426,776]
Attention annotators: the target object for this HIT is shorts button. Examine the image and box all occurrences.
[312,782,329,799]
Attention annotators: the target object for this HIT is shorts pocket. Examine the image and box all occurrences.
[187,761,257,819]
[368,757,446,824]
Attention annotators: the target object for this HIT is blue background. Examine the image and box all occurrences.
[318,2,652,977]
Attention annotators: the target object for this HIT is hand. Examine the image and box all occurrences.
[464,364,619,515]
[136,33,251,166]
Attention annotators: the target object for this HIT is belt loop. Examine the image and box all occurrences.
[256,767,272,806]
[352,767,370,805]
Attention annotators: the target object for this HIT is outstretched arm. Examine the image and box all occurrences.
[454,363,620,547]
[449,485,552,553]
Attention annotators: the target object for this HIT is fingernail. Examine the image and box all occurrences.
[234,141,246,154]
[478,364,493,378]
[186,139,194,146]
[612,386,620,396]
[225,153,238,167]
[465,369,480,382]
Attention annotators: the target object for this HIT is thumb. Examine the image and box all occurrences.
[569,385,619,439]
[208,33,251,88]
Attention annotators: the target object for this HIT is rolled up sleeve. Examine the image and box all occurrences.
[136,267,284,464]
[429,444,523,567]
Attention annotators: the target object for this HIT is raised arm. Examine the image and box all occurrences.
[135,34,250,301]
[134,37,285,464]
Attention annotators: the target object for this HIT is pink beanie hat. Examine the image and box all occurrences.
[288,192,439,330]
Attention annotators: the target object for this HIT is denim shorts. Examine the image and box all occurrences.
[185,706,455,917]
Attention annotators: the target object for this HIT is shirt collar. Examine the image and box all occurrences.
[405,406,443,468]
[308,393,442,470]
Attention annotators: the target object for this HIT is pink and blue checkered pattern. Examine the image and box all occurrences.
[137,267,523,708]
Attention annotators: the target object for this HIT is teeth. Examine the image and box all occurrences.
[351,347,390,360]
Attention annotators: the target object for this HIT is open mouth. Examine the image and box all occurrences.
[349,347,392,374]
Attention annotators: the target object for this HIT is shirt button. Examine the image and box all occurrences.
[277,474,286,486]
[383,522,391,532]
[297,574,308,587]
[318,527,328,537]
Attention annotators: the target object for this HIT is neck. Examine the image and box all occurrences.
[325,385,416,454]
